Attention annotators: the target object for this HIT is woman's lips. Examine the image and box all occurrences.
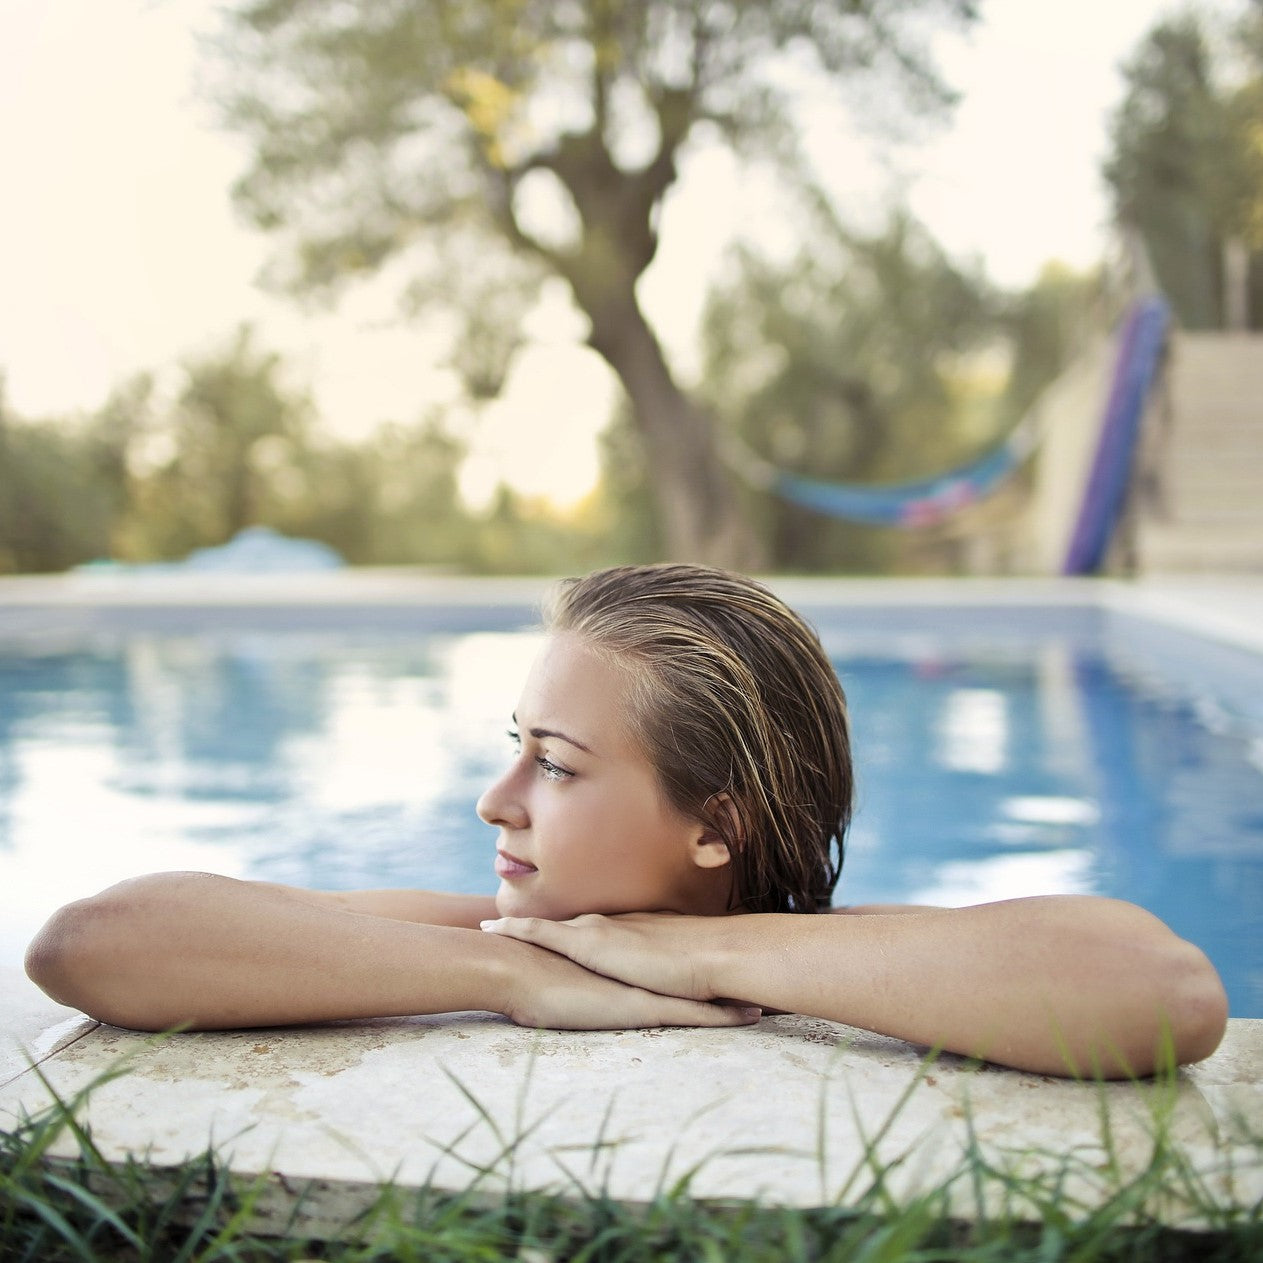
[495,850,538,879]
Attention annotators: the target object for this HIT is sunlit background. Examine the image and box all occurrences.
[2,3,1261,1015]
[1,0,1251,538]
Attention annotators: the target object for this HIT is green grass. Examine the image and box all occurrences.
[2,1054,1261,1263]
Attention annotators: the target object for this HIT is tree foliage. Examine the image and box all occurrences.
[0,231,1099,578]
[694,207,997,569]
[0,336,622,576]
[0,382,123,573]
[1106,9,1263,328]
[211,0,976,562]
[122,327,315,557]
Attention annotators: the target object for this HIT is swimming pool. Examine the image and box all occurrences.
[2,577,1261,1016]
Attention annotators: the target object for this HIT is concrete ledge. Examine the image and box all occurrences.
[4,571,1261,655]
[2,991,1259,1235]
[0,968,97,1089]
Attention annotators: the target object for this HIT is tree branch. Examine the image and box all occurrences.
[482,162,569,276]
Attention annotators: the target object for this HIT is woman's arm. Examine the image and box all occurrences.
[261,883,499,927]
[482,896,1229,1078]
[23,872,758,1033]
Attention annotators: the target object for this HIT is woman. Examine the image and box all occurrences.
[25,564,1227,1077]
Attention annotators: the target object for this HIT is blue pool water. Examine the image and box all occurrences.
[2,604,1261,1015]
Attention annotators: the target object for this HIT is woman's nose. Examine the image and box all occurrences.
[476,763,528,829]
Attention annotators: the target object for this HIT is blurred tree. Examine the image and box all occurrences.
[213,0,975,565]
[121,326,316,558]
[593,397,665,564]
[0,382,120,572]
[1106,11,1263,328]
[308,418,477,566]
[994,262,1105,430]
[179,325,314,542]
[694,207,996,569]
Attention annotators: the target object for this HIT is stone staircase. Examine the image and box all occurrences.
[1136,332,1263,573]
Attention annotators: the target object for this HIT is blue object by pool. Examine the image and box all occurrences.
[1,607,1260,1016]
[1063,296,1171,575]
[76,526,344,575]
[181,526,344,572]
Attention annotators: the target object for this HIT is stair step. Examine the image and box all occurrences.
[1155,505,1263,525]
[1108,331,1262,574]
[1139,524,1263,572]
[1162,459,1263,481]
[1160,476,1263,507]
[1165,422,1263,444]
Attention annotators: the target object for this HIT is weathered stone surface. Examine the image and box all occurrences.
[0,968,96,1088]
[2,991,1259,1234]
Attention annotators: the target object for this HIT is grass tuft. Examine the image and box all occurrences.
[1,1053,1260,1262]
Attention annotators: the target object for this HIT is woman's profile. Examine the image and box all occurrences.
[25,563,1228,1077]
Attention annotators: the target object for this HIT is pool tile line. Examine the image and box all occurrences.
[1,1018,101,1091]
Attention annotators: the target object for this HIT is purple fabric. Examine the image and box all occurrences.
[1062,297,1170,575]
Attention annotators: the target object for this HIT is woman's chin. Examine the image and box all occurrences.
[495,885,548,920]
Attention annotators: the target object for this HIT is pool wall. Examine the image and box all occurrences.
[5,572,1262,733]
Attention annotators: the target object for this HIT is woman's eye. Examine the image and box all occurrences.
[535,756,573,783]
[507,727,570,781]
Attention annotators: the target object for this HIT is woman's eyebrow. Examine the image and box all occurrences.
[513,714,597,755]
[532,727,597,755]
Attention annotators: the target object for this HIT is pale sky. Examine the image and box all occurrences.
[0,0,1246,506]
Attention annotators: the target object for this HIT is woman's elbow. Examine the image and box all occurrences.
[26,898,103,1010]
[1163,939,1228,1067]
[24,891,160,1028]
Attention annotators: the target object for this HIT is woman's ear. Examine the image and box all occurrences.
[690,793,741,870]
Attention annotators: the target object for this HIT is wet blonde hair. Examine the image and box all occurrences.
[545,563,852,913]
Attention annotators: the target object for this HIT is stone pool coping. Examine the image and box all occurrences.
[2,969,1260,1236]
[3,570,1263,657]
[0,569,1256,620]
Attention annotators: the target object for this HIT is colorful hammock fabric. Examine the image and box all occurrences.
[773,418,1037,529]
[1062,296,1171,574]
[760,295,1170,541]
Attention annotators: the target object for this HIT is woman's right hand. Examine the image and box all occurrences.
[489,934,759,1031]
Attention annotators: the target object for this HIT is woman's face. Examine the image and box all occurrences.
[476,633,729,920]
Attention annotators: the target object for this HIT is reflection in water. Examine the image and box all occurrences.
[837,643,1263,1016]
[0,632,533,964]
[1,629,1261,1015]
[911,849,1096,908]
[935,689,1008,774]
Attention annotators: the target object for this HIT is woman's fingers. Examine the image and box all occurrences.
[483,913,713,1000]
[607,993,760,1030]
[482,915,618,976]
[494,927,758,1030]
[512,980,760,1031]
[481,916,575,953]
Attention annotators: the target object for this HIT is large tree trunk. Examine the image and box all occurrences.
[585,290,764,569]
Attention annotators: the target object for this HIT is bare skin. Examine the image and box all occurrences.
[481,900,1228,1078]
[23,874,758,1033]
[25,873,1226,1078]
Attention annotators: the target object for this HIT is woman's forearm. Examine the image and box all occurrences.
[24,872,514,1030]
[707,897,1228,1077]
[25,872,761,1034]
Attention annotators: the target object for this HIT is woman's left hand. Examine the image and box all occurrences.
[481,912,728,1002]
